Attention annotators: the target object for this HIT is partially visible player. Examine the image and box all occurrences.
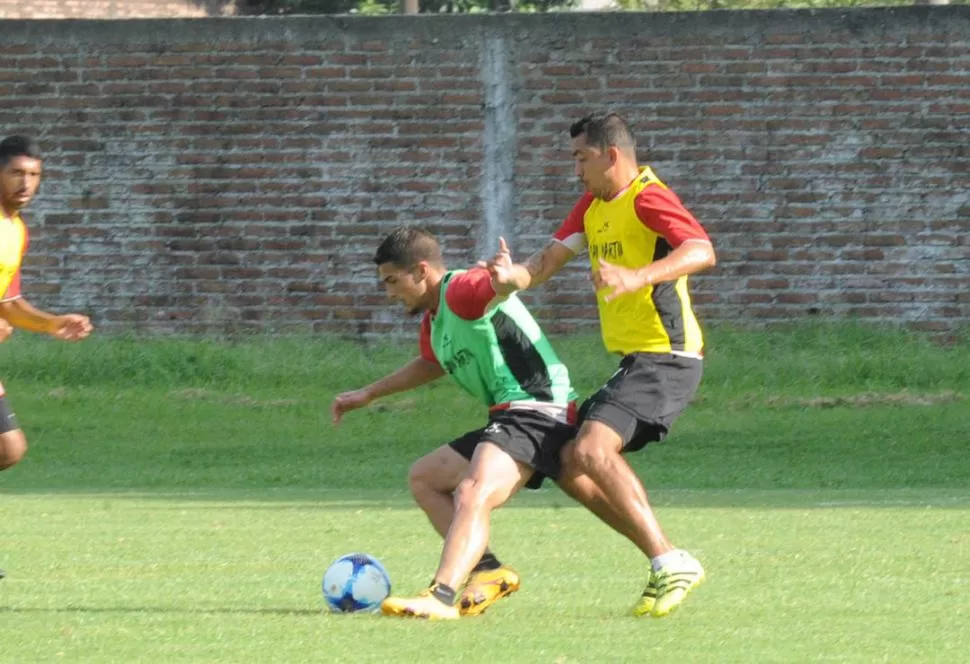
[331,226,579,619]
[480,112,717,617]
[0,135,94,579]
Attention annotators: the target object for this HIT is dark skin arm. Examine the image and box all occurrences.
[331,356,446,424]
[0,297,92,340]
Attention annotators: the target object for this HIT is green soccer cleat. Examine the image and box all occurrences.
[651,552,705,618]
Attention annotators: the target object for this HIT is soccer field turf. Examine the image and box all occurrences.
[1,325,967,663]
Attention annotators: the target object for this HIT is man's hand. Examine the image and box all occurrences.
[0,318,12,343]
[51,314,93,341]
[331,389,374,425]
[593,259,649,302]
[477,236,519,295]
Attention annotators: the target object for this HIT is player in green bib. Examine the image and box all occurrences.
[427,269,576,410]
[332,226,580,620]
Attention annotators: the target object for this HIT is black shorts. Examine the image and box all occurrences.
[0,396,19,434]
[449,408,577,490]
[578,353,702,453]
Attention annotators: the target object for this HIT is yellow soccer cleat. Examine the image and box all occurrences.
[651,552,705,618]
[458,566,521,617]
[631,571,658,617]
[380,588,460,620]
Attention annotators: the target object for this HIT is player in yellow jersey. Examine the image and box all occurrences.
[0,136,93,580]
[482,113,717,617]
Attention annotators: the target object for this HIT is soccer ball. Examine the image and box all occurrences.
[322,552,391,613]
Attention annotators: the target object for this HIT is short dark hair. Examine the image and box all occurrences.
[0,135,43,168]
[569,113,636,156]
[373,226,443,269]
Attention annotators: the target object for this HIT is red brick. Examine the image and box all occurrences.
[1,10,964,337]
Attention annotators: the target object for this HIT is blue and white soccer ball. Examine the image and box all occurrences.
[322,553,392,613]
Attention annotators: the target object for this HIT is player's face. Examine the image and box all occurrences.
[0,156,43,212]
[378,262,429,315]
[571,135,613,200]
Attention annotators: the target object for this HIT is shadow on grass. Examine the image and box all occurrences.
[5,487,970,509]
[0,605,331,617]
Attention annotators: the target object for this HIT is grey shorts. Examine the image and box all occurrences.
[0,396,20,434]
[578,353,702,453]
[448,408,577,490]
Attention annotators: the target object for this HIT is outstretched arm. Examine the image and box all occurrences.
[0,298,92,340]
[479,237,574,296]
[331,356,445,424]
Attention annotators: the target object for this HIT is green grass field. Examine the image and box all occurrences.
[1,324,968,663]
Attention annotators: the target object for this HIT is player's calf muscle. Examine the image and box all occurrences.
[0,431,26,469]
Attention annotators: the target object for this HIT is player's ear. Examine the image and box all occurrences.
[413,261,429,282]
[608,145,621,166]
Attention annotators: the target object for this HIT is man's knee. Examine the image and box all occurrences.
[454,473,517,513]
[453,476,487,512]
[0,430,27,470]
[566,424,621,474]
[409,448,465,496]
[408,456,438,496]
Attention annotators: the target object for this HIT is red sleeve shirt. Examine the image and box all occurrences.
[633,186,710,247]
[417,269,498,365]
[2,272,22,301]
[444,268,497,321]
[553,185,709,251]
[552,192,593,253]
[418,312,437,364]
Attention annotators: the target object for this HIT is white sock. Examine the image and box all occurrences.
[651,550,682,572]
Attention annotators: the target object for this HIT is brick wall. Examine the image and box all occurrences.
[0,9,967,337]
[0,0,234,18]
